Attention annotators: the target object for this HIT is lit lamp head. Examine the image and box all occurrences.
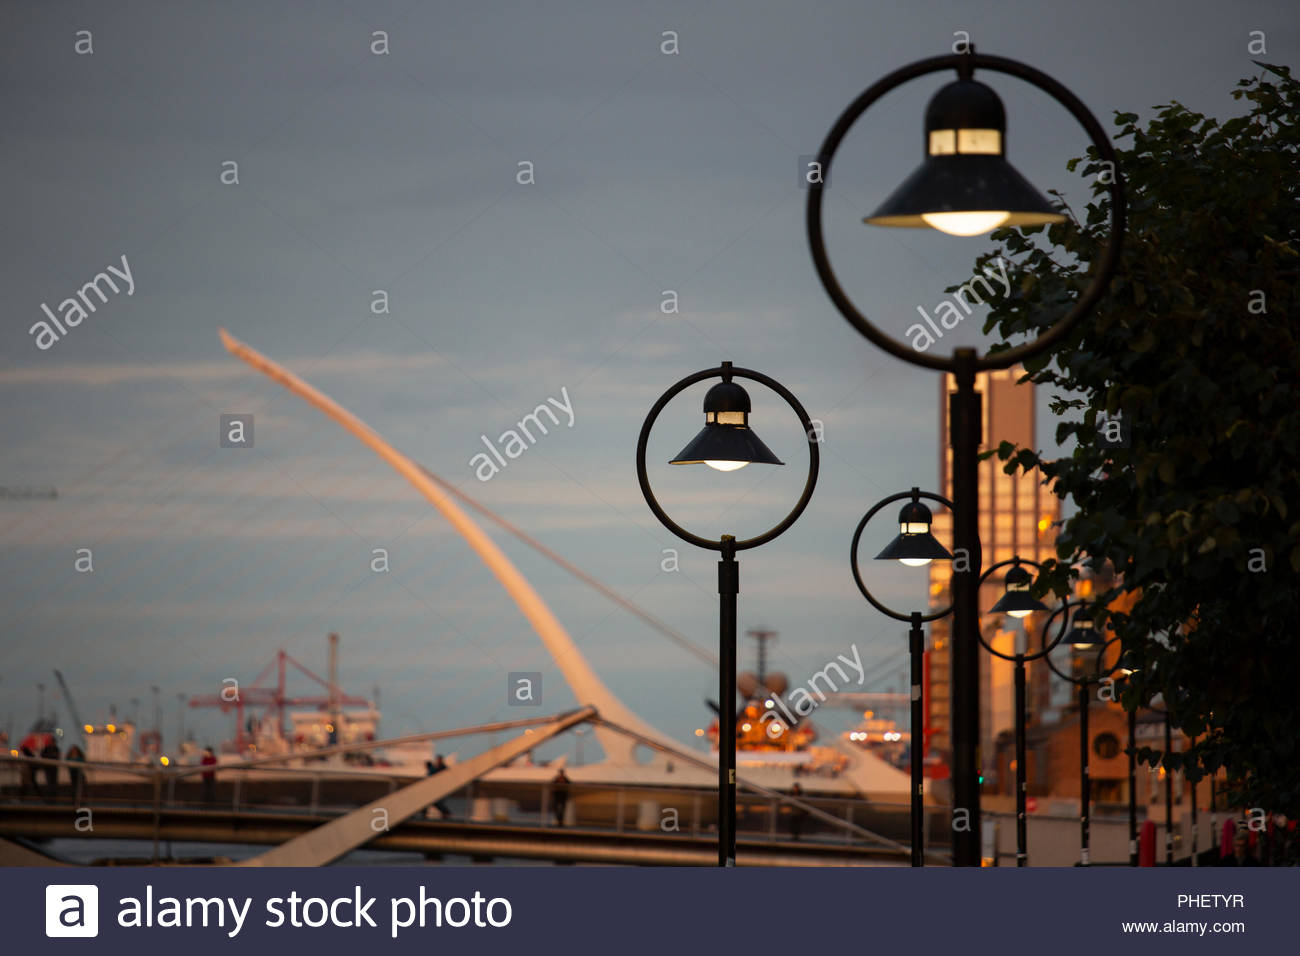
[864,69,1066,237]
[875,494,952,567]
[989,560,1046,619]
[669,376,784,472]
[1117,650,1138,677]
[1064,606,1099,649]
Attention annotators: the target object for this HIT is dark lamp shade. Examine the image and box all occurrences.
[874,498,951,566]
[865,155,1065,235]
[1064,628,1097,648]
[875,530,953,567]
[670,424,783,470]
[865,78,1065,236]
[1065,619,1098,648]
[989,564,1046,619]
[1064,605,1098,647]
[670,377,784,471]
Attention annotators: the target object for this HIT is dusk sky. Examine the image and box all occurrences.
[2,1,1293,755]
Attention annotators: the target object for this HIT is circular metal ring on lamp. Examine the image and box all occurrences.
[850,489,963,623]
[806,51,1127,373]
[975,557,1067,662]
[636,365,819,552]
[1039,598,1107,683]
[1094,635,1132,684]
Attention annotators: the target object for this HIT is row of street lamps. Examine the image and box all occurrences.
[853,500,1129,868]
[637,48,1125,867]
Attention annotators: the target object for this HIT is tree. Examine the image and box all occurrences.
[964,63,1300,815]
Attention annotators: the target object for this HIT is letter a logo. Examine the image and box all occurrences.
[46,885,98,937]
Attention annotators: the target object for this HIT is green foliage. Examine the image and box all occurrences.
[970,64,1300,814]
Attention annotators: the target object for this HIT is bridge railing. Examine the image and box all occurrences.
[0,752,418,814]
[2,751,940,857]
[509,778,932,845]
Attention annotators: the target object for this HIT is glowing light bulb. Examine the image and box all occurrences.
[921,211,1011,236]
[1008,608,1033,619]
[899,557,932,568]
[705,460,748,472]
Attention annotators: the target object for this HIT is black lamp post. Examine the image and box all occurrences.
[975,557,1067,866]
[1160,698,1175,865]
[1149,684,1195,865]
[850,487,955,867]
[806,48,1125,865]
[1040,599,1110,867]
[1097,635,1140,866]
[637,361,819,867]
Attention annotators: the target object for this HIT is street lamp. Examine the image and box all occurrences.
[1063,606,1100,649]
[864,67,1066,237]
[874,492,953,568]
[850,487,956,866]
[976,557,1066,866]
[989,560,1048,620]
[807,48,1125,864]
[668,379,784,471]
[1040,599,1109,866]
[637,361,819,867]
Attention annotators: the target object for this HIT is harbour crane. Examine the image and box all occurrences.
[187,642,369,752]
[53,670,87,750]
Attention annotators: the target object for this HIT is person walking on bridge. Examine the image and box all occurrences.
[65,745,87,805]
[39,739,60,800]
[200,747,218,804]
[18,743,38,799]
[424,756,453,819]
[551,768,571,827]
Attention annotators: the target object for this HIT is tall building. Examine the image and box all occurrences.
[925,368,1060,782]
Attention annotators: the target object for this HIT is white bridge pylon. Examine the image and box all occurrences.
[220,330,685,767]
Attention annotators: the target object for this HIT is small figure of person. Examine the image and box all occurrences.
[788,782,809,842]
[18,744,38,798]
[1221,826,1259,866]
[551,768,571,827]
[40,739,61,800]
[65,745,87,805]
[200,746,218,804]
[424,755,453,819]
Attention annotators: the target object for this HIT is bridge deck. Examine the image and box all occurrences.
[0,804,920,867]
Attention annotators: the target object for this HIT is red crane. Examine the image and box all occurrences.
[188,641,370,752]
